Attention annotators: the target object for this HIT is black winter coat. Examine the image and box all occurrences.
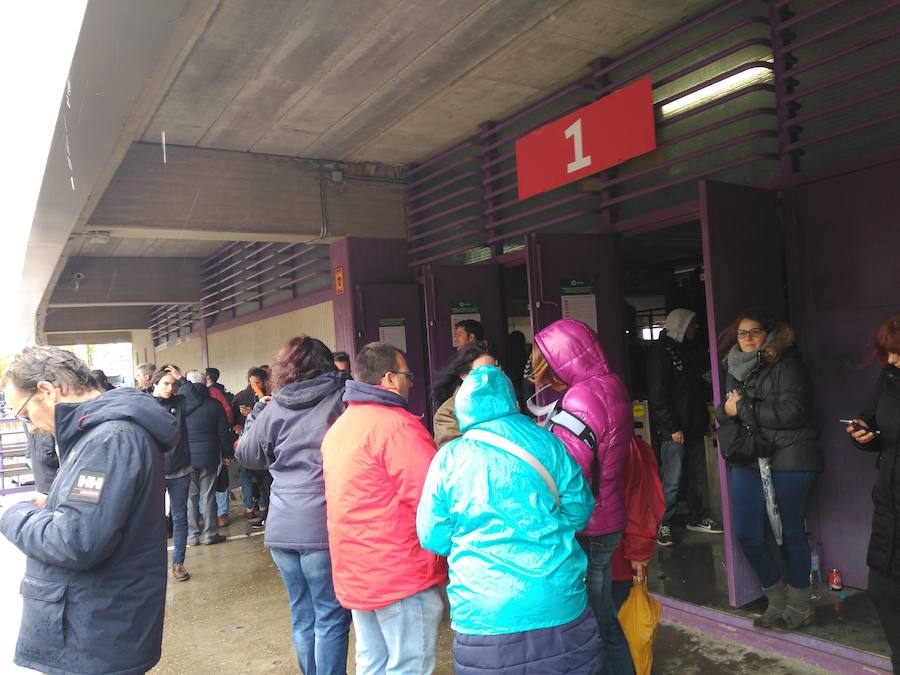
[647,332,710,439]
[183,381,232,469]
[0,389,177,675]
[715,348,823,472]
[858,367,900,579]
[24,427,59,494]
[154,377,203,475]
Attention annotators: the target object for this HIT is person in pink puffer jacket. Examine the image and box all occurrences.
[532,319,635,674]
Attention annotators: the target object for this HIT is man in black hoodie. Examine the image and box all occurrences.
[0,346,177,675]
[647,308,721,546]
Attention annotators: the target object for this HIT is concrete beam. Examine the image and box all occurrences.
[46,331,134,346]
[88,143,406,240]
[44,306,152,333]
[47,257,204,307]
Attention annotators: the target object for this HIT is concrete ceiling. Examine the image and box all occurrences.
[24,0,720,343]
[142,0,718,164]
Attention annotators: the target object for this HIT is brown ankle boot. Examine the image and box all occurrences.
[172,564,190,582]
[753,580,786,628]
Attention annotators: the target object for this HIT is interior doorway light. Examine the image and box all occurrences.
[660,60,774,118]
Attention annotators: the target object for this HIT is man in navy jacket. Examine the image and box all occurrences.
[0,346,177,675]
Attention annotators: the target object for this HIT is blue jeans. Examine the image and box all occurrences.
[216,490,229,517]
[270,548,350,675]
[580,531,631,675]
[351,586,444,675]
[730,466,815,588]
[659,436,710,524]
[166,473,191,565]
[239,467,270,510]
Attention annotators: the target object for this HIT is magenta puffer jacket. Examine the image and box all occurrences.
[534,319,633,536]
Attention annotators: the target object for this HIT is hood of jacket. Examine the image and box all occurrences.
[761,322,796,365]
[665,309,696,343]
[533,319,610,385]
[343,379,408,409]
[274,371,349,410]
[55,388,178,458]
[455,365,518,432]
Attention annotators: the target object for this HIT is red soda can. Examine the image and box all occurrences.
[828,568,843,591]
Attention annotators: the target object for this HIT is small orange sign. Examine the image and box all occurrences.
[334,266,345,295]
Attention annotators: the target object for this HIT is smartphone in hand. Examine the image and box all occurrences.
[840,419,880,435]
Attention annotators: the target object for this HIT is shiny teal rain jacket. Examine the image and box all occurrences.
[416,365,594,635]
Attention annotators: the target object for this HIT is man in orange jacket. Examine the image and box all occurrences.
[322,342,447,674]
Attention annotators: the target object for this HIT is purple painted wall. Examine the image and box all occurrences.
[423,263,505,388]
[527,233,626,377]
[354,283,428,419]
[329,237,411,361]
[784,159,900,589]
[700,180,784,606]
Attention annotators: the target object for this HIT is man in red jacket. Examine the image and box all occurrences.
[322,342,447,674]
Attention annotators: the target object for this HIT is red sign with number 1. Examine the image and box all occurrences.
[515,77,656,201]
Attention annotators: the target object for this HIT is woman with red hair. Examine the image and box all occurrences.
[847,310,900,672]
[236,336,352,675]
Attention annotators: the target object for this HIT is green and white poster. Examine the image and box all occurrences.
[560,278,597,332]
[378,318,407,353]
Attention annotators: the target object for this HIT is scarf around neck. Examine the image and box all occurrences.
[726,333,775,382]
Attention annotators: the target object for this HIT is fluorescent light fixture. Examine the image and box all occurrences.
[661,61,774,118]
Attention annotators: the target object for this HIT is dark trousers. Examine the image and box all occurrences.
[729,467,815,588]
[659,434,710,523]
[454,608,602,675]
[869,568,900,673]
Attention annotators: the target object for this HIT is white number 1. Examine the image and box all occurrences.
[564,118,592,174]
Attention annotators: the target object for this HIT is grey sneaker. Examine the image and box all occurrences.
[657,523,674,547]
[187,537,200,547]
[687,518,723,534]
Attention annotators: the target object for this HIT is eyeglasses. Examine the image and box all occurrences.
[737,328,766,339]
[14,391,36,424]
[387,370,414,382]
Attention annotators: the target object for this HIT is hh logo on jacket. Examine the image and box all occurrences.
[69,471,107,503]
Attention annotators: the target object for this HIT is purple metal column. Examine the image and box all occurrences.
[700,180,784,607]
[769,0,800,177]
[480,120,504,257]
[199,316,209,370]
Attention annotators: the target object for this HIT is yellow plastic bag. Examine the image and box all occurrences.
[617,576,661,675]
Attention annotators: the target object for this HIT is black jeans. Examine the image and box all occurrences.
[869,568,900,672]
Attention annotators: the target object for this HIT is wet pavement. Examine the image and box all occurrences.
[0,494,878,674]
[151,507,831,674]
[649,523,890,658]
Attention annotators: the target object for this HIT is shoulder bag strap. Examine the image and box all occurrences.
[464,428,559,506]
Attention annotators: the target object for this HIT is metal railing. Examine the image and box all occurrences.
[0,418,33,496]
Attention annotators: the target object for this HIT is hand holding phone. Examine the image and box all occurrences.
[842,418,879,443]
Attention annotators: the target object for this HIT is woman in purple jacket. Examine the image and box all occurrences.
[236,336,351,675]
[531,319,634,675]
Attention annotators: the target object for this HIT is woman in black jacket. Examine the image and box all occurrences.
[715,310,822,631]
[847,310,900,671]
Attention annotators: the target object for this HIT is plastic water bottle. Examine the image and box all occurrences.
[809,543,821,602]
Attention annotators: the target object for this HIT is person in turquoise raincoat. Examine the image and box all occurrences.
[417,365,601,674]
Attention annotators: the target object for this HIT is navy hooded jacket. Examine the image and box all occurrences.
[236,371,348,550]
[182,380,232,468]
[0,388,177,675]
